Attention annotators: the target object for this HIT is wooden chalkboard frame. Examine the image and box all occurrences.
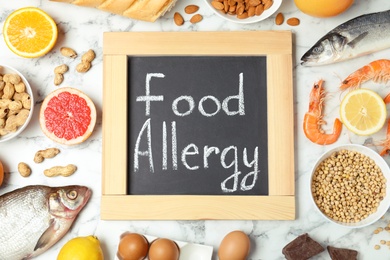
[102,31,295,220]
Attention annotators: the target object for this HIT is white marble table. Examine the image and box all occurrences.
[1,0,390,259]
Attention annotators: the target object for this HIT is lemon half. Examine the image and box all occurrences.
[340,89,387,136]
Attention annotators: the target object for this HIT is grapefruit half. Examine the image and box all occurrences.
[39,87,97,145]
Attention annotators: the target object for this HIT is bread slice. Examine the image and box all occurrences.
[50,0,176,22]
[123,0,176,22]
[73,0,105,7]
[98,0,136,15]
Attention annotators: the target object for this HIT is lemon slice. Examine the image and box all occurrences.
[3,7,58,58]
[340,88,387,136]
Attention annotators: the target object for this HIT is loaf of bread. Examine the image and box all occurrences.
[50,0,177,22]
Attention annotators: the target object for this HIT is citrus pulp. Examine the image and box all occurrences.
[39,87,97,145]
[340,88,387,136]
[3,7,58,58]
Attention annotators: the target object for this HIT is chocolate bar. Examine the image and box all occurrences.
[282,233,324,260]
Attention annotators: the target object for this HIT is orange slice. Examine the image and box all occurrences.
[3,7,58,58]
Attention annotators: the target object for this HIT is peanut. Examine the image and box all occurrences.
[54,73,64,86]
[4,109,29,131]
[76,62,92,73]
[18,162,31,177]
[60,47,77,58]
[54,64,69,74]
[14,82,26,93]
[34,148,60,163]
[8,100,22,111]
[81,49,95,63]
[3,74,21,85]
[2,83,15,100]
[44,164,77,177]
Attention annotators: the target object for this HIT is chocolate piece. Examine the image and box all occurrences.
[327,246,358,260]
[282,233,325,260]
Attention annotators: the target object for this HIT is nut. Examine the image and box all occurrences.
[275,12,284,25]
[185,4,199,14]
[44,164,77,177]
[190,14,203,24]
[34,148,60,163]
[174,12,184,26]
[18,162,31,177]
[211,0,272,19]
[60,47,77,58]
[287,17,300,26]
[81,49,96,63]
[54,64,69,74]
[76,62,92,73]
[54,73,64,86]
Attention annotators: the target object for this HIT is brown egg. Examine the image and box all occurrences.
[117,233,149,260]
[218,230,251,260]
[148,238,180,260]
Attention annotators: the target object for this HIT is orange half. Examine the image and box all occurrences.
[3,7,58,58]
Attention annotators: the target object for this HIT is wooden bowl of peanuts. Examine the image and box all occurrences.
[310,144,390,228]
[204,0,282,24]
[0,64,34,143]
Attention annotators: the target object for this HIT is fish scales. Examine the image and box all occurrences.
[301,10,390,66]
[0,186,52,260]
[0,185,91,260]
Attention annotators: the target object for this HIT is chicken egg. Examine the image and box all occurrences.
[117,232,149,260]
[148,238,180,260]
[218,230,251,260]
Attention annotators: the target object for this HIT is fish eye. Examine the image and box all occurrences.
[67,190,78,200]
[313,46,323,54]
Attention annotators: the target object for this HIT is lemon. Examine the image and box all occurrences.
[57,235,104,260]
[3,7,58,58]
[340,88,387,136]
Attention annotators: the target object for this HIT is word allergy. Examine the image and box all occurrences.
[133,73,260,193]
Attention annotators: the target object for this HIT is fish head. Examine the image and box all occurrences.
[48,185,92,219]
[301,33,347,66]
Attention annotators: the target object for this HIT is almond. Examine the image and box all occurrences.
[211,0,225,10]
[185,4,199,14]
[174,12,184,26]
[190,14,203,24]
[275,12,284,25]
[287,17,300,26]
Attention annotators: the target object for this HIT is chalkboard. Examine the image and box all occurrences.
[102,31,295,220]
[127,56,268,195]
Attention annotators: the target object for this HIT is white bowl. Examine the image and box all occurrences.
[310,144,390,228]
[0,64,34,143]
[203,0,282,24]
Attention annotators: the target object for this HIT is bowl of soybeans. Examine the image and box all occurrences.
[0,64,34,143]
[310,144,390,228]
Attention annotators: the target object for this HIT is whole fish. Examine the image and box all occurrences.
[0,185,91,260]
[301,9,390,66]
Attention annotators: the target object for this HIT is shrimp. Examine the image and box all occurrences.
[340,59,390,90]
[303,79,342,145]
[379,93,390,156]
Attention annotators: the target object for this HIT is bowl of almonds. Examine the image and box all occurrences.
[310,144,390,228]
[0,64,34,143]
[204,0,282,24]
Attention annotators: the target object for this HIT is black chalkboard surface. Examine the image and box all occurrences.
[127,56,268,195]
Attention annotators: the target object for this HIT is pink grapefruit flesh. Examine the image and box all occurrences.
[39,87,96,145]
